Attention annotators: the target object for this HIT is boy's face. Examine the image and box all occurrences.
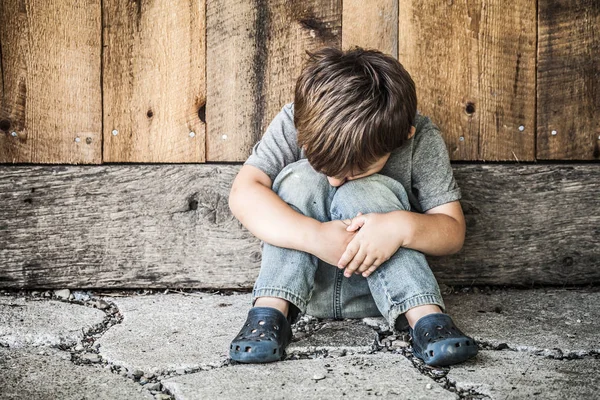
[325,126,415,187]
[326,153,391,187]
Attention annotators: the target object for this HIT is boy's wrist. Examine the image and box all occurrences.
[390,210,416,248]
[298,218,322,254]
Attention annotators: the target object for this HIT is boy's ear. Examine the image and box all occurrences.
[408,126,416,139]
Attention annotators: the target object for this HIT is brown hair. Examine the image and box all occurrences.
[294,46,417,178]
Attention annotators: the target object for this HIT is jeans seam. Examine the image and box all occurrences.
[334,269,343,318]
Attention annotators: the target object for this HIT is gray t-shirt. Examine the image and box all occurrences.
[245,102,461,213]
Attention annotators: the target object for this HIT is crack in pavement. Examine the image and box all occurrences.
[2,291,177,400]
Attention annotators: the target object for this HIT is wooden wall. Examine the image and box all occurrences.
[1,0,598,163]
[0,1,598,289]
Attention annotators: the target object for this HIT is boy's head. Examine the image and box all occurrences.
[294,46,417,184]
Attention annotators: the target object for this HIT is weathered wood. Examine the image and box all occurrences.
[342,0,398,57]
[206,0,341,161]
[537,0,600,160]
[0,0,101,163]
[102,0,206,162]
[398,0,536,161]
[0,164,598,288]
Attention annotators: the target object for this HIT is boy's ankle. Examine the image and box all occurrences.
[405,304,443,328]
[254,296,290,317]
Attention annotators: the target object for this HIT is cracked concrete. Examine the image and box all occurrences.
[445,288,600,356]
[447,350,600,399]
[0,346,154,399]
[162,354,457,399]
[0,297,105,348]
[0,287,598,399]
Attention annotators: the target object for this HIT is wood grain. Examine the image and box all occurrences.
[398,0,536,161]
[0,164,598,288]
[206,0,341,161]
[537,0,600,160]
[342,0,398,57]
[102,0,206,162]
[0,0,101,163]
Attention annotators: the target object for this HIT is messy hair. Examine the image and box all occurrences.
[294,46,417,178]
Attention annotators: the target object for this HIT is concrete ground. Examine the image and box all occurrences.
[1,286,598,400]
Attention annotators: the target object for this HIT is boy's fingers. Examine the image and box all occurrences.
[337,244,359,268]
[344,249,366,277]
[362,264,380,277]
[357,256,376,273]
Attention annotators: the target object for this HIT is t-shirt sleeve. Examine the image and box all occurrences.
[244,102,301,184]
[411,121,462,212]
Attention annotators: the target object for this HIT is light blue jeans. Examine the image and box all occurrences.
[251,159,445,331]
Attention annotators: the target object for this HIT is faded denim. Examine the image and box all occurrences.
[251,159,445,331]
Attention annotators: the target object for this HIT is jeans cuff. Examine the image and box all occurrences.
[388,293,446,330]
[252,287,308,314]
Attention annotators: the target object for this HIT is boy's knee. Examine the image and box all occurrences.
[272,159,327,194]
[332,174,410,215]
[271,159,333,220]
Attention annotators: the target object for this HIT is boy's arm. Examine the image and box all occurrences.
[337,201,465,277]
[229,165,355,263]
[392,200,466,256]
[228,165,319,253]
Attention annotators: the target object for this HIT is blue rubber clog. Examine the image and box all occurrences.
[409,313,478,366]
[229,307,293,363]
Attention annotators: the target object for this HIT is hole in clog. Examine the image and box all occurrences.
[424,332,429,337]
[260,333,265,337]
[258,320,265,325]
[429,350,434,356]
[455,343,460,347]
[251,329,257,333]
[466,341,471,345]
[436,325,443,330]
[273,349,277,354]
[236,346,240,351]
[274,325,279,330]
[245,347,252,352]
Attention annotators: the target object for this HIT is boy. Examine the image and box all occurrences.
[228,46,478,367]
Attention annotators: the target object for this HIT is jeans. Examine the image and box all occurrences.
[251,159,445,331]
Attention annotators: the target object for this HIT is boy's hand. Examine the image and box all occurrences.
[337,212,408,278]
[312,220,357,266]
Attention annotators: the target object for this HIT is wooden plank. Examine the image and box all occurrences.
[537,0,600,160]
[102,0,206,162]
[398,0,536,161]
[342,0,398,57]
[206,0,341,161]
[0,164,598,288]
[0,0,101,164]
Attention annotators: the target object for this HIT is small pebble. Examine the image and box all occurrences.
[54,289,71,300]
[426,383,432,390]
[313,373,326,381]
[133,369,144,379]
[75,344,84,351]
[81,353,101,363]
[146,382,161,391]
[176,367,186,375]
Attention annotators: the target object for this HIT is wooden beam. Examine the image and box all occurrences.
[0,164,598,288]
[537,0,600,160]
[205,0,341,161]
[102,0,206,162]
[398,0,536,161]
[342,0,398,57]
[0,0,101,163]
